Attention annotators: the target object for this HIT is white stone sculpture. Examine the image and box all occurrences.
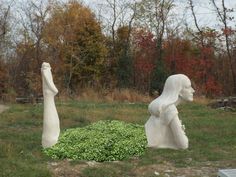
[41,62,60,148]
[145,74,195,149]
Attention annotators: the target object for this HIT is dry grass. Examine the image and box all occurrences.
[59,88,215,105]
[104,89,151,103]
[193,96,212,105]
[76,88,152,103]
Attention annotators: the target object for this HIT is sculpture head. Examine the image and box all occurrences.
[148,74,195,116]
[161,74,195,104]
[179,76,195,102]
[41,62,51,70]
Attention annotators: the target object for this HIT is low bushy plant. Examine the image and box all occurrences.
[44,120,147,162]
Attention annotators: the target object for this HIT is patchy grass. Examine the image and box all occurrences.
[0,101,235,176]
[0,104,51,177]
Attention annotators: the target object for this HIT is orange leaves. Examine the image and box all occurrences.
[135,61,155,75]
[201,47,214,56]
[133,29,156,75]
[132,29,157,91]
[205,76,222,96]
[222,27,235,36]
[163,37,221,96]
[43,1,107,90]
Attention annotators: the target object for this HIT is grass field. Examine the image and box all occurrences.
[0,100,235,177]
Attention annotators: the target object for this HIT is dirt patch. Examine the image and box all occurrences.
[133,161,219,177]
[48,160,92,177]
[48,159,235,177]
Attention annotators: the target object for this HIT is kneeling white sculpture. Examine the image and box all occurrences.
[41,62,60,148]
[145,74,195,149]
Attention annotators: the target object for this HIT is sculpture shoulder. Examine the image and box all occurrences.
[161,105,178,125]
[148,99,160,116]
[165,105,178,115]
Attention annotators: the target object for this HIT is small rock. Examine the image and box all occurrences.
[154,171,160,175]
[112,161,120,163]
[86,161,98,167]
[185,158,192,163]
[164,170,174,173]
[50,162,58,166]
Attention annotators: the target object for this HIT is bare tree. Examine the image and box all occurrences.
[188,0,208,88]
[20,0,52,68]
[124,1,137,49]
[188,0,205,47]
[211,0,236,94]
[97,0,136,54]
[0,4,10,38]
[135,0,174,93]
[95,0,138,88]
[110,0,117,52]
[135,0,174,61]
[0,0,14,78]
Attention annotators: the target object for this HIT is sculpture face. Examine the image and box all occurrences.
[179,79,195,102]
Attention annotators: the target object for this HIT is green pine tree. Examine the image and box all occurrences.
[150,59,168,95]
[117,50,133,88]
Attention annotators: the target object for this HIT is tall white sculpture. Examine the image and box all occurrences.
[41,62,60,148]
[145,74,195,149]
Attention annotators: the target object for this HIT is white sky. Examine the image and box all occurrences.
[4,0,236,34]
[82,0,236,29]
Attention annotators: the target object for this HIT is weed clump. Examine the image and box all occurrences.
[44,120,147,162]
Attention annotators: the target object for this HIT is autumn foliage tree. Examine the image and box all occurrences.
[9,0,53,98]
[0,2,11,99]
[12,37,42,97]
[135,0,173,94]
[44,1,107,93]
[0,0,235,101]
[211,0,236,95]
[164,34,221,97]
[133,29,156,92]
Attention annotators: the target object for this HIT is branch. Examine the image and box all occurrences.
[188,0,204,47]
[0,4,11,37]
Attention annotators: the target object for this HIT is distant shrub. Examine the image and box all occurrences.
[44,120,147,162]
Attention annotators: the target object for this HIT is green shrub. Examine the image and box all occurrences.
[44,120,147,162]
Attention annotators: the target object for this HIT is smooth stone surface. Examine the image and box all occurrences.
[218,169,236,177]
[41,62,60,148]
[145,74,195,149]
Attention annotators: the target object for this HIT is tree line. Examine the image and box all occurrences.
[0,0,236,101]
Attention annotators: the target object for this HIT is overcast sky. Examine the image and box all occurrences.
[4,0,236,32]
[82,0,236,29]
